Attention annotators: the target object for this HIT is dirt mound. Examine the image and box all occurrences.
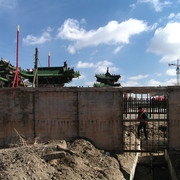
[0,139,134,180]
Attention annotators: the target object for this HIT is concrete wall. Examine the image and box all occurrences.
[0,86,180,151]
[0,89,34,146]
[0,88,123,152]
[168,86,180,149]
[78,89,123,151]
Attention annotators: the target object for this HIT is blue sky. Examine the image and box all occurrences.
[1,0,180,87]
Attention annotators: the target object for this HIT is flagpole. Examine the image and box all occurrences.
[13,25,19,88]
[48,51,50,67]
[16,25,19,87]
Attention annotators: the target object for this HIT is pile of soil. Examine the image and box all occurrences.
[0,139,135,180]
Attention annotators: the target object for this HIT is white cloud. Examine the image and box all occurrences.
[153,72,162,76]
[122,77,177,87]
[146,79,161,86]
[46,26,53,32]
[138,0,172,12]
[128,74,149,80]
[96,61,118,73]
[168,13,175,19]
[164,78,177,85]
[168,13,180,21]
[147,22,180,62]
[0,0,17,8]
[57,19,85,41]
[77,61,95,68]
[77,60,119,74]
[146,78,177,86]
[129,3,136,10]
[166,69,176,76]
[73,74,86,80]
[84,81,94,87]
[57,18,148,54]
[113,46,123,54]
[23,28,52,45]
[122,81,139,87]
[150,23,158,31]
[95,65,118,74]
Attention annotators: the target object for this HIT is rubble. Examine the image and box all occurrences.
[0,139,138,180]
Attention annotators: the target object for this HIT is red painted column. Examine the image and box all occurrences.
[13,25,19,88]
[48,51,50,67]
[16,25,19,87]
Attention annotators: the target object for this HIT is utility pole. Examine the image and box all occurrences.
[169,59,180,85]
[33,48,38,88]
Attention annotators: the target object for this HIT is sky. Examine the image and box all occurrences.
[1,0,180,87]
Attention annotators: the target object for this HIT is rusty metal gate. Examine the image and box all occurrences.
[123,92,168,153]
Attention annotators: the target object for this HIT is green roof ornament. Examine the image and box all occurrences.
[94,67,121,87]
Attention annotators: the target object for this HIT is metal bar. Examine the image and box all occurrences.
[158,98,160,155]
[147,94,149,152]
[122,119,168,122]
[122,92,168,153]
[122,112,167,114]
[129,93,132,152]
[150,97,152,118]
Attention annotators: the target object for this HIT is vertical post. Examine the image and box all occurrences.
[76,91,79,137]
[35,48,38,88]
[16,25,19,87]
[13,25,19,88]
[48,51,50,67]
[168,59,180,86]
[177,59,179,86]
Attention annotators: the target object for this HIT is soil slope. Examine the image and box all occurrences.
[0,139,132,180]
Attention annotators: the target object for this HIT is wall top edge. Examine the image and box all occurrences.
[0,87,122,93]
[0,86,180,93]
[121,86,168,92]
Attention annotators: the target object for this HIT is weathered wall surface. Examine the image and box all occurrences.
[168,86,180,149]
[78,89,123,151]
[35,89,79,141]
[0,88,123,152]
[0,86,180,151]
[0,89,34,146]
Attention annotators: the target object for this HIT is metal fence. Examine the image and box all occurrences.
[123,93,168,153]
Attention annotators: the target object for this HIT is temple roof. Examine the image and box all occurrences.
[94,67,121,87]
[0,59,80,87]
[20,61,80,86]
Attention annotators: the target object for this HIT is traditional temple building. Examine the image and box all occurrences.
[20,61,80,87]
[94,67,121,87]
[0,59,80,88]
[0,58,29,87]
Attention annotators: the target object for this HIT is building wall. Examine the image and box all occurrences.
[0,88,123,152]
[0,89,34,146]
[0,87,179,150]
[168,86,180,149]
[78,89,123,151]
